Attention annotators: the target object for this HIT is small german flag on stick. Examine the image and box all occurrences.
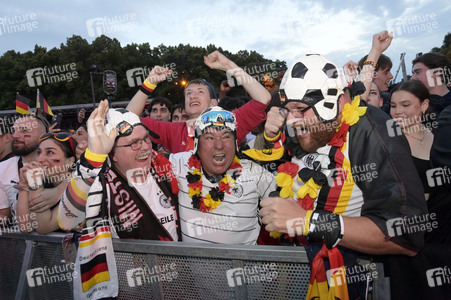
[37,89,54,116]
[16,93,31,115]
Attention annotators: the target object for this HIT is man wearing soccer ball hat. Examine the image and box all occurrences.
[258,32,427,299]
[169,106,276,244]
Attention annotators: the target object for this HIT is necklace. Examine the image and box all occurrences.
[404,129,426,145]
[186,155,242,212]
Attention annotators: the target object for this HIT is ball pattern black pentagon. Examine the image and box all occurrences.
[279,54,347,122]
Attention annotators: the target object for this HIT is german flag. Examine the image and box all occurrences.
[16,93,31,115]
[37,90,54,116]
[80,252,110,292]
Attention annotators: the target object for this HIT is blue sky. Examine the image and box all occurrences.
[0,0,450,80]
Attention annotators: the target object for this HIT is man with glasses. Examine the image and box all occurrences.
[126,50,271,153]
[58,100,180,241]
[253,45,427,298]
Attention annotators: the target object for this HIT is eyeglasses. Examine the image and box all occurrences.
[280,106,313,118]
[39,132,75,154]
[116,136,152,151]
[201,110,235,124]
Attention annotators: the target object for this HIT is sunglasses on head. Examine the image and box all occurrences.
[200,110,235,125]
[40,132,75,155]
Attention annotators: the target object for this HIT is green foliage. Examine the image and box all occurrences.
[0,35,287,110]
[431,32,451,61]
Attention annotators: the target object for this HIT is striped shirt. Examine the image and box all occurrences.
[170,151,276,245]
[290,133,364,217]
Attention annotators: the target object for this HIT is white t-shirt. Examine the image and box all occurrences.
[131,177,178,241]
[170,151,276,245]
[0,156,20,213]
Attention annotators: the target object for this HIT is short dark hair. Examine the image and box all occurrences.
[358,54,393,71]
[390,80,430,103]
[171,103,185,114]
[218,97,245,112]
[148,97,173,111]
[185,78,218,100]
[412,52,451,70]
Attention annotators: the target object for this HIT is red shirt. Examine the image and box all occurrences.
[141,100,267,153]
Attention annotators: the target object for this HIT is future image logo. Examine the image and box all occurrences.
[26,264,77,287]
[126,64,178,87]
[185,214,238,237]
[386,13,438,38]
[386,213,438,238]
[426,167,451,187]
[426,266,451,287]
[186,15,232,38]
[426,67,451,88]
[126,263,178,287]
[226,264,278,287]
[86,14,138,37]
[26,63,78,87]
[0,13,38,36]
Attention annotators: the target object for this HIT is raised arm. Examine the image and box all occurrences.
[204,51,271,105]
[58,100,118,230]
[359,31,393,100]
[126,66,173,115]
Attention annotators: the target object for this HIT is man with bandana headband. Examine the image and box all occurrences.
[254,32,428,299]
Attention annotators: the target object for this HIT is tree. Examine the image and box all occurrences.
[0,36,286,111]
[431,32,451,61]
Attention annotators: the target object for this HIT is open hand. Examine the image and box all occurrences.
[86,100,118,155]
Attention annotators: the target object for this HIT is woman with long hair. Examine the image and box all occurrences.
[390,80,434,199]
[16,132,77,233]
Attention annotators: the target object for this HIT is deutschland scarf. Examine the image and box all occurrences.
[73,150,179,299]
[246,96,367,300]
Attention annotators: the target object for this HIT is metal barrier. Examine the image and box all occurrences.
[0,232,312,300]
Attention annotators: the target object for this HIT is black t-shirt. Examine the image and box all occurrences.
[430,91,451,119]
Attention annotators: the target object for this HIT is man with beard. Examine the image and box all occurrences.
[256,32,427,299]
[0,115,48,221]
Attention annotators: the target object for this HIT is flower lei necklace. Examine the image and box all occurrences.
[271,95,367,238]
[186,155,242,212]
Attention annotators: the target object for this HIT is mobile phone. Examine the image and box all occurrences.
[103,70,117,94]
[51,113,63,129]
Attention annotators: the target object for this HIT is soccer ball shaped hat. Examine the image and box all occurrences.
[104,108,159,139]
[279,54,347,122]
[193,106,237,153]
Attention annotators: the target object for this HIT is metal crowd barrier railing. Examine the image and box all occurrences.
[0,231,314,300]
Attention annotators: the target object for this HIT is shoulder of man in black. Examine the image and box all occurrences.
[348,103,427,252]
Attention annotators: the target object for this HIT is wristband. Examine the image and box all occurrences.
[15,185,30,192]
[307,209,344,249]
[363,60,377,68]
[85,148,108,168]
[264,131,281,142]
[139,78,157,96]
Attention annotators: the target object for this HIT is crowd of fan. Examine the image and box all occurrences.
[0,30,450,299]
